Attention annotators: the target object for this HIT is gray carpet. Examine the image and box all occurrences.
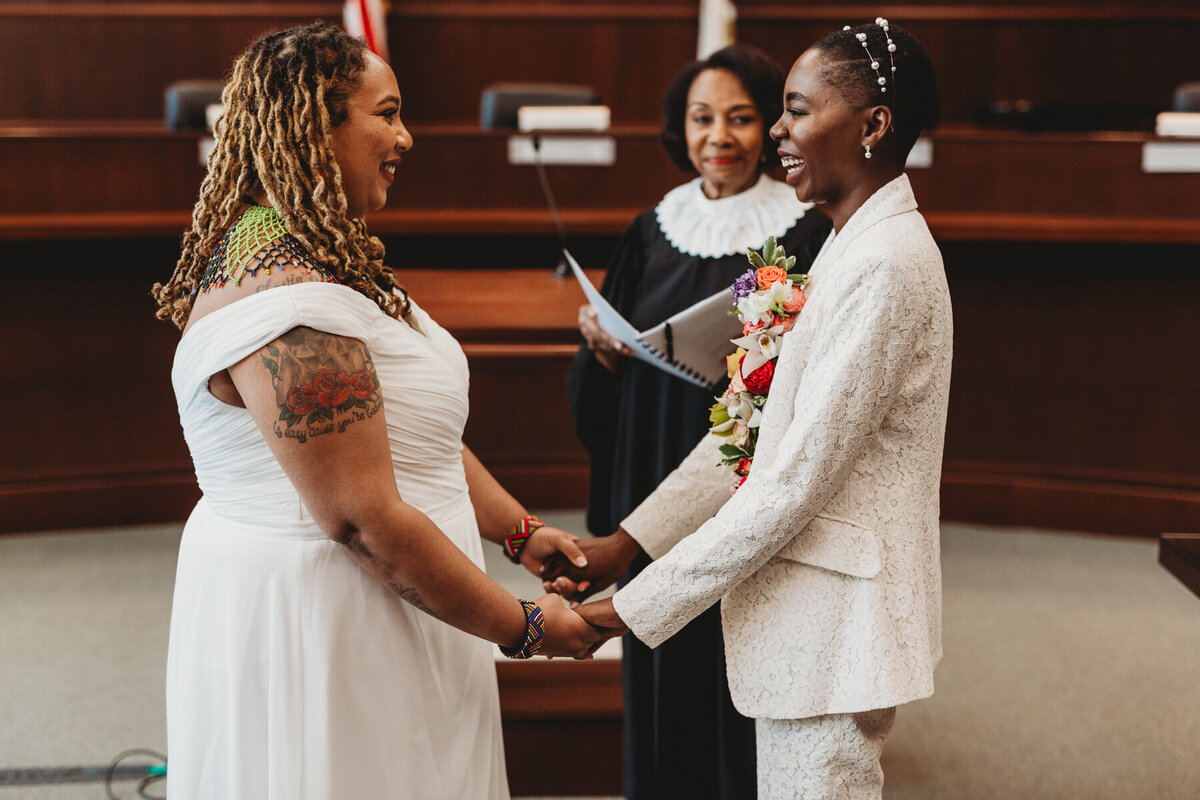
[2,517,1198,799]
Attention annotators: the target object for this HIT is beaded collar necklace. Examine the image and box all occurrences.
[193,205,337,296]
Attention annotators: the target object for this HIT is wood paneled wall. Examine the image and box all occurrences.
[2,1,1199,539]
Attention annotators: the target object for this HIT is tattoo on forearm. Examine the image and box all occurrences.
[339,536,444,621]
[259,327,383,443]
[388,582,436,616]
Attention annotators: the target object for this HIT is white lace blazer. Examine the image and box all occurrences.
[611,174,953,720]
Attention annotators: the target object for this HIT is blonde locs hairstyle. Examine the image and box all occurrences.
[152,21,405,329]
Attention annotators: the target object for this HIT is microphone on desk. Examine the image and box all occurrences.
[478,83,612,276]
[530,134,572,278]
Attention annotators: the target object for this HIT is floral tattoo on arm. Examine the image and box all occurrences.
[260,327,383,443]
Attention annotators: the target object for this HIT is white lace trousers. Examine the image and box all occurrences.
[756,707,896,800]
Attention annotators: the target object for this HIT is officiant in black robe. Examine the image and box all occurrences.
[565,44,831,800]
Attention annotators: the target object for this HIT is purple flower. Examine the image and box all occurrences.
[731,269,758,302]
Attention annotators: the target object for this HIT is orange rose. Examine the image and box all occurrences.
[756,265,787,289]
[772,313,797,333]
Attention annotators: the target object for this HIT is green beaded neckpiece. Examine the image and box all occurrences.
[224,205,289,286]
[193,206,337,296]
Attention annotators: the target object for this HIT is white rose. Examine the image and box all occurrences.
[737,292,775,325]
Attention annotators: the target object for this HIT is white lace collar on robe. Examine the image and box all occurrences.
[654,173,811,258]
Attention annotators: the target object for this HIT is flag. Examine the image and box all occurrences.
[344,0,390,61]
[697,0,736,59]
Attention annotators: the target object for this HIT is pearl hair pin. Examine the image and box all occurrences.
[844,17,897,131]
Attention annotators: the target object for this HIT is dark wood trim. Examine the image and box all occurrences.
[1159,533,1200,601]
[925,213,1200,244]
[392,3,696,20]
[0,473,201,534]
[0,3,339,19]
[0,120,662,139]
[496,658,623,720]
[0,119,1155,144]
[0,2,691,20]
[738,5,1200,22]
[0,465,590,535]
[944,460,1200,493]
[6,465,1197,537]
[7,3,1194,23]
[9,208,1200,244]
[941,470,1200,537]
[0,209,644,240]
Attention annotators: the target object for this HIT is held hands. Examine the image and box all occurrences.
[535,594,629,659]
[541,528,642,604]
[520,526,589,592]
[578,304,628,373]
[533,593,603,658]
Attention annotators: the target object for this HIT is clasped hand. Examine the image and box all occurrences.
[520,526,634,657]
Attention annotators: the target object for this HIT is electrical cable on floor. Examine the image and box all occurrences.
[105,748,166,800]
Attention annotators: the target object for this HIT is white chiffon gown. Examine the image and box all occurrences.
[166,282,509,799]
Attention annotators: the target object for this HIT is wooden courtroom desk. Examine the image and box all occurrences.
[1160,534,1200,602]
[497,657,623,796]
[0,267,600,534]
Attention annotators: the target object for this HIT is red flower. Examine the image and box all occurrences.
[285,385,318,416]
[743,360,775,394]
[735,458,753,476]
[313,370,351,407]
[348,368,376,400]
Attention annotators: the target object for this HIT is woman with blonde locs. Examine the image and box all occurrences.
[154,22,598,799]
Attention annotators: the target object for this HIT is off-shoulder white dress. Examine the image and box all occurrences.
[166,283,508,799]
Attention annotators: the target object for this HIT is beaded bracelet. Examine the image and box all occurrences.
[499,599,546,659]
[502,515,545,563]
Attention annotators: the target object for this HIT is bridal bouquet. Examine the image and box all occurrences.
[708,236,810,493]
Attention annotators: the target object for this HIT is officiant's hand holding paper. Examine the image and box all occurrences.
[579,304,630,373]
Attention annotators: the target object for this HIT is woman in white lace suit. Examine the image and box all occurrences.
[151,23,597,799]
[558,22,950,800]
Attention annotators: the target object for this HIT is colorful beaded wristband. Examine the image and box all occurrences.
[499,599,546,659]
[502,515,545,563]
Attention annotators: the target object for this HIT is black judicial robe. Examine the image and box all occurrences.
[568,187,831,800]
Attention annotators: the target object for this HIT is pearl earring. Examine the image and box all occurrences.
[864,144,872,159]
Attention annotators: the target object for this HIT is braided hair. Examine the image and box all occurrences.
[811,23,938,160]
[153,21,405,329]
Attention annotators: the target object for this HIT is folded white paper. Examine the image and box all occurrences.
[567,250,741,390]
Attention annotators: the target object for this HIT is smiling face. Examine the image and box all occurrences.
[684,68,765,199]
[330,53,412,219]
[770,48,875,227]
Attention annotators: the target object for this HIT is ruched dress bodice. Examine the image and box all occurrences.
[166,282,508,800]
[174,282,472,533]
